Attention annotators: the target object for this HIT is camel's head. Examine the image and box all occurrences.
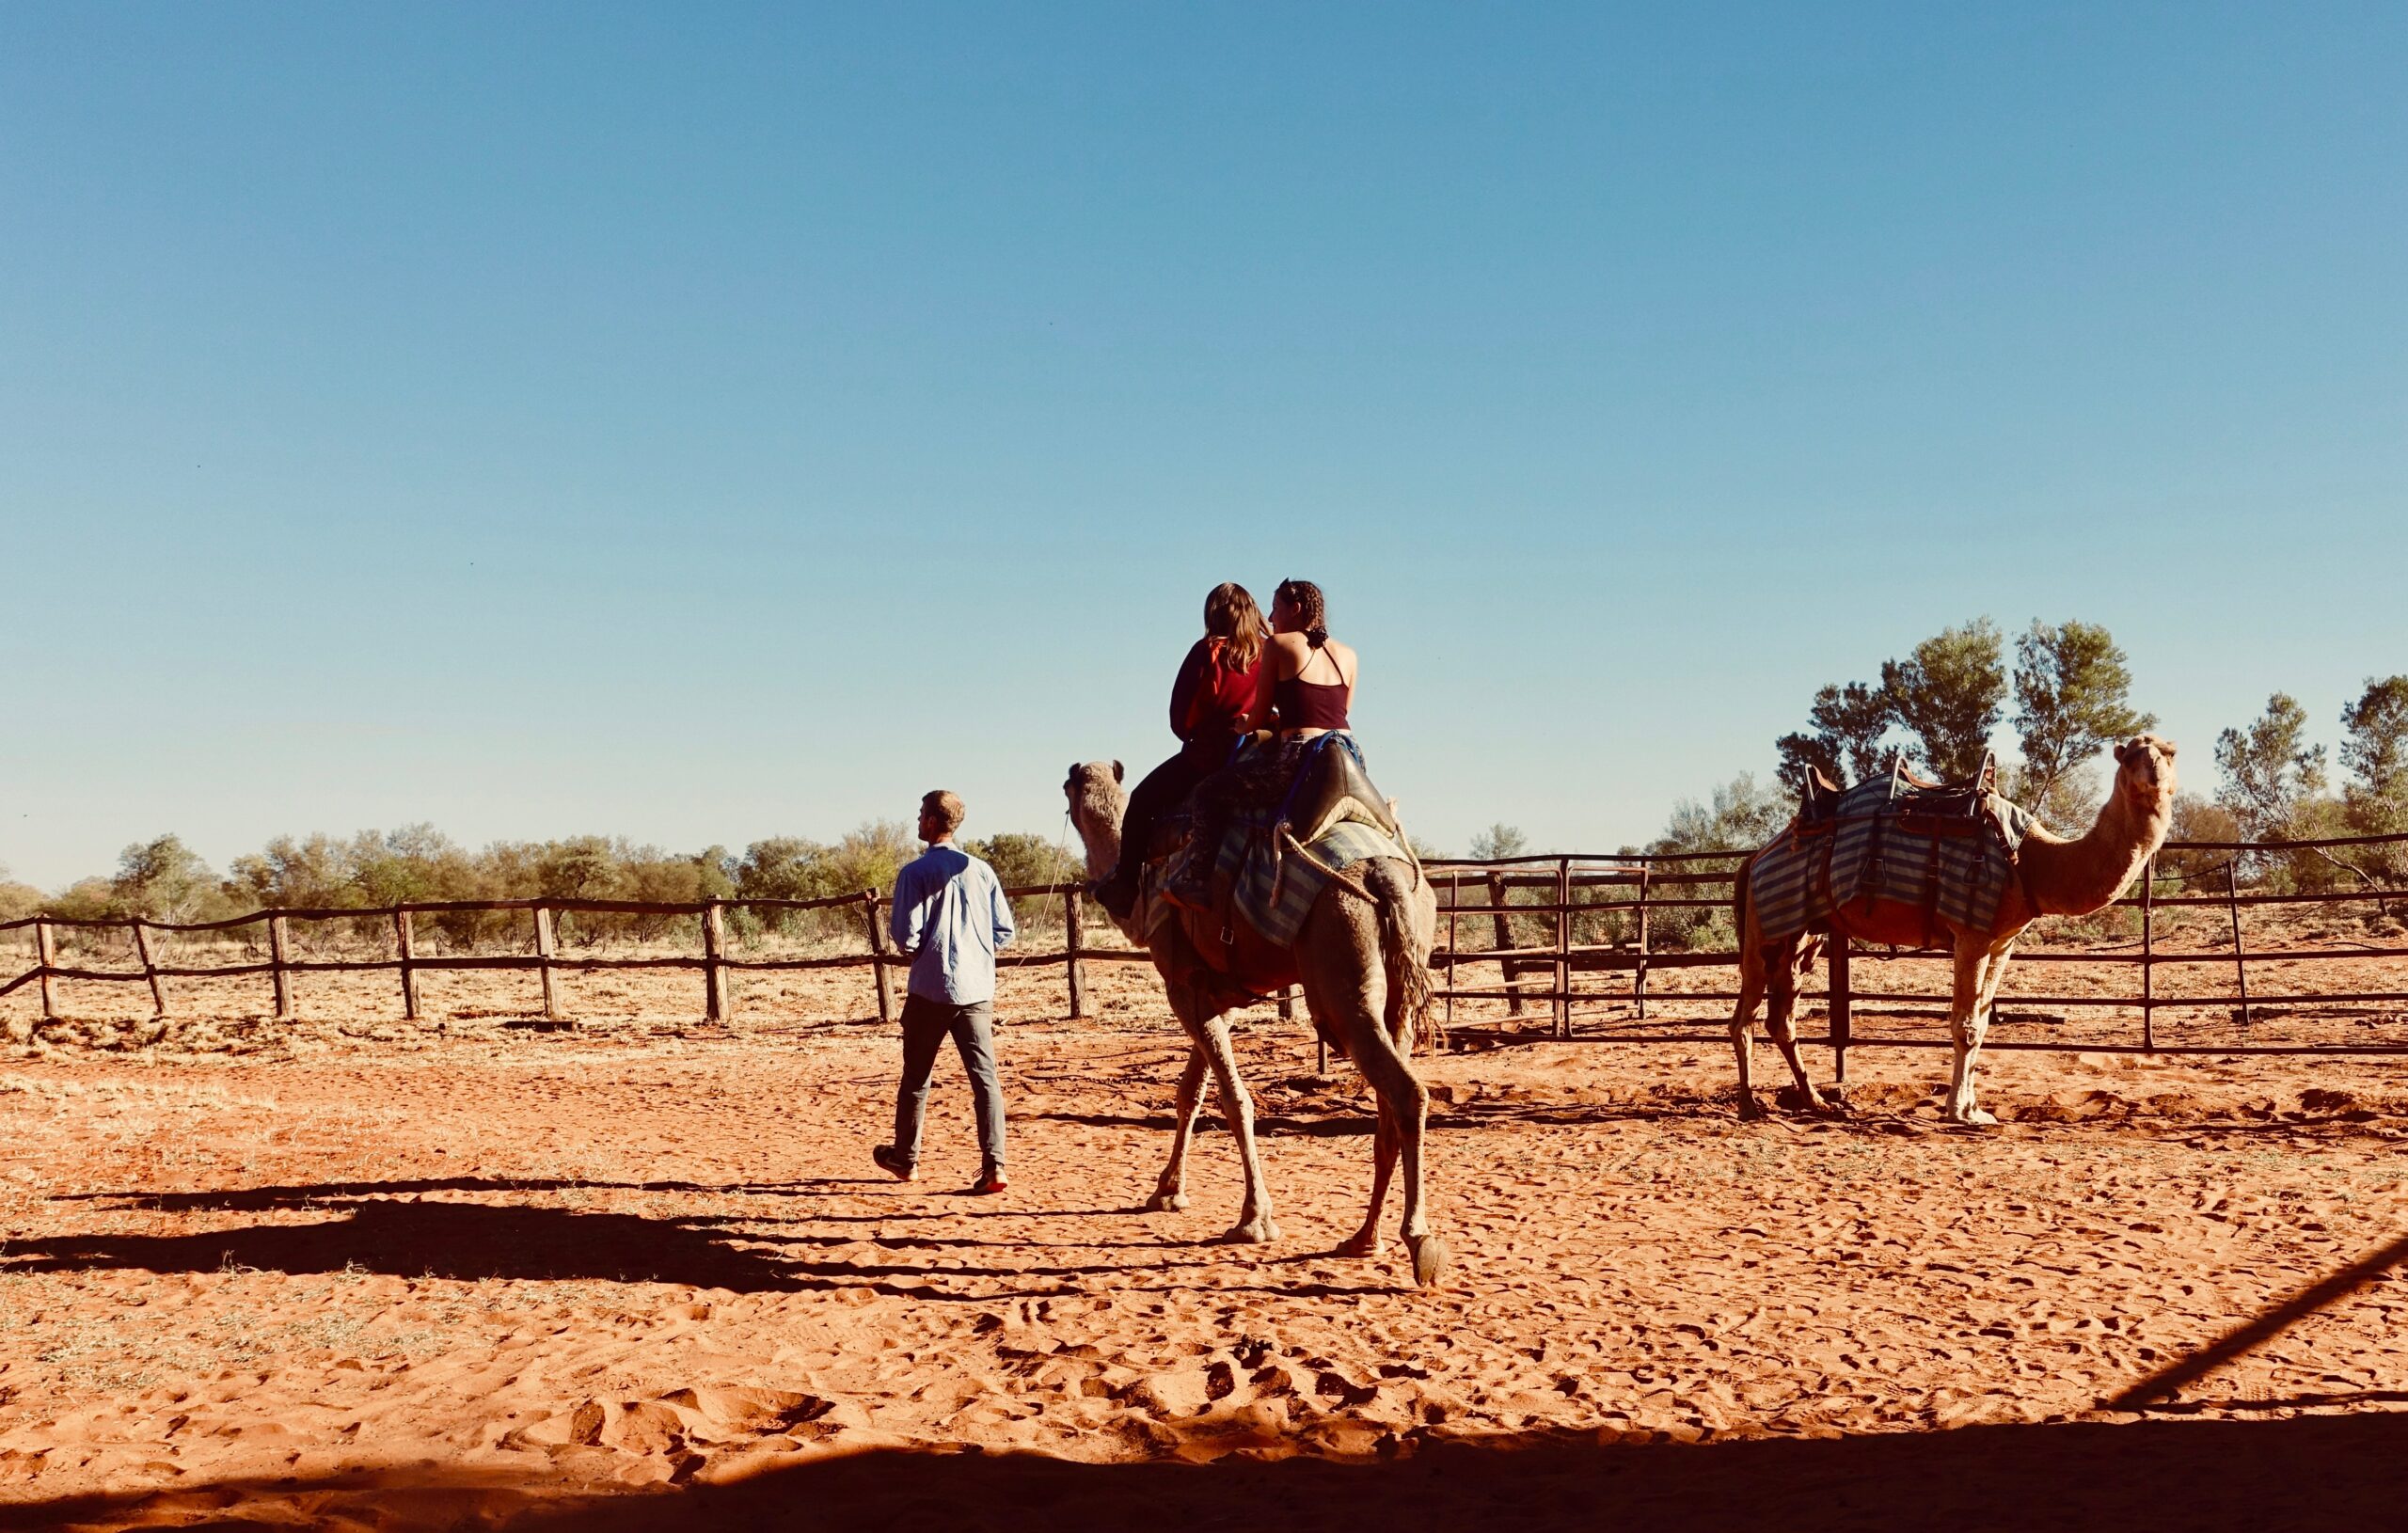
[2111,735,2179,814]
[1063,759,1127,845]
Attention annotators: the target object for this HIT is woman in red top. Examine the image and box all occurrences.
[1089,582,1270,919]
[1163,577,1356,910]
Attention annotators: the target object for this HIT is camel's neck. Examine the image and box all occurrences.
[1071,802,1123,882]
[2017,784,2173,917]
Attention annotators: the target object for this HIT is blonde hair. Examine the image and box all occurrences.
[920,790,966,834]
[1203,582,1268,672]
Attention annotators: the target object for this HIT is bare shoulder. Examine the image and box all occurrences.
[1326,639,1359,683]
[1267,631,1311,674]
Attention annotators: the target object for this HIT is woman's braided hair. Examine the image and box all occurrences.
[1275,578,1328,649]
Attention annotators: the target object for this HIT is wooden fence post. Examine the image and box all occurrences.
[863,891,895,1025]
[533,906,559,1020]
[1486,870,1523,1016]
[2139,856,2155,1051]
[1554,858,1572,1040]
[394,909,420,1020]
[1444,871,1458,1032]
[2226,861,2251,1029]
[34,918,57,1023]
[1828,938,1852,1089]
[702,900,730,1022]
[269,914,293,1019]
[1634,864,1651,1020]
[1064,888,1086,1019]
[131,919,166,1019]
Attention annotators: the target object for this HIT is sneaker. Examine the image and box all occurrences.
[872,1145,916,1182]
[966,1167,1008,1195]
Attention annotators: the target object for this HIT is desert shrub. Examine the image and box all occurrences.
[964,832,1084,928]
[1645,774,1791,952]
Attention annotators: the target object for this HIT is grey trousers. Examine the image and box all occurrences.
[892,994,1006,1172]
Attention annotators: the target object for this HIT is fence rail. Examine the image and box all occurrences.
[9,830,2407,1063]
[0,885,1144,1028]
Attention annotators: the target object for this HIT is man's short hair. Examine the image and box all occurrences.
[921,790,966,833]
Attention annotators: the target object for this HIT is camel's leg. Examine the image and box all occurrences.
[1350,1018,1440,1281]
[1762,947,1835,1116]
[1197,1013,1278,1243]
[1944,942,2002,1126]
[1146,1041,1211,1212]
[1730,940,1768,1121]
[1337,1100,1399,1257]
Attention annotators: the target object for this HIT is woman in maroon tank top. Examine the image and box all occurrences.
[1086,583,1269,920]
[1163,578,1357,910]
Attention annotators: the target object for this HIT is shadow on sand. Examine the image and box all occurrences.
[2,1180,1391,1301]
[12,1413,2405,1532]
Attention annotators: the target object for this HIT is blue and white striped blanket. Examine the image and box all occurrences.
[1750,778,2036,944]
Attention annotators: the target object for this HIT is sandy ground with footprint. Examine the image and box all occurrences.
[2,944,2405,1530]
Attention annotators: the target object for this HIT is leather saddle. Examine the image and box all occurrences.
[1887,751,1997,830]
[1797,766,1846,826]
[1277,735,1401,846]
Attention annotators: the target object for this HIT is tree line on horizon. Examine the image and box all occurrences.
[6,622,2402,942]
[0,824,1086,948]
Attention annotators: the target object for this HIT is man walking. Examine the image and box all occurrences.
[875,790,1017,1193]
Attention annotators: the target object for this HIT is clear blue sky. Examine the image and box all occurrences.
[3,3,2402,888]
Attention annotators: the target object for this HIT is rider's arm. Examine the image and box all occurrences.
[1166,639,1211,740]
[889,861,927,956]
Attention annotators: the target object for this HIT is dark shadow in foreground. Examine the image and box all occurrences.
[11,1413,2406,1533]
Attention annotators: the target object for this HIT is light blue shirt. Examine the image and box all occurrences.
[889,843,1017,1005]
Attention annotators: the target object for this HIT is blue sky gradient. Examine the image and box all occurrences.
[4,4,2402,886]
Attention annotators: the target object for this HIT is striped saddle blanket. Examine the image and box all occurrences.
[1142,802,1409,956]
[1750,776,2037,946]
[1220,810,1407,950]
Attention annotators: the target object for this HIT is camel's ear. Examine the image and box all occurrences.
[1112,760,1124,783]
[2160,737,2178,759]
[2113,741,2135,766]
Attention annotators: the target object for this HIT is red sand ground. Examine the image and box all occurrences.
[2,946,2404,1530]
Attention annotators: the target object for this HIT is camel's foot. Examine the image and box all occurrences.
[1775,1083,1844,1117]
[1948,1105,2000,1128]
[1144,1189,1190,1213]
[1335,1226,1386,1258]
[1405,1230,1450,1288]
[1221,1214,1280,1245]
[1735,1092,1767,1122]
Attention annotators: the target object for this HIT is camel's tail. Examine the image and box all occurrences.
[1365,858,1438,1057]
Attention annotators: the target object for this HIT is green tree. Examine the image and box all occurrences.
[535,836,625,901]
[1647,774,1794,951]
[965,832,1082,893]
[2214,692,2328,841]
[1652,773,1795,856]
[1774,680,1894,787]
[345,824,474,907]
[2339,676,2408,820]
[1882,619,2006,782]
[112,834,220,923]
[226,832,351,909]
[1467,824,1529,861]
[2011,620,2155,814]
[829,820,917,897]
[0,862,43,923]
[736,837,832,898]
